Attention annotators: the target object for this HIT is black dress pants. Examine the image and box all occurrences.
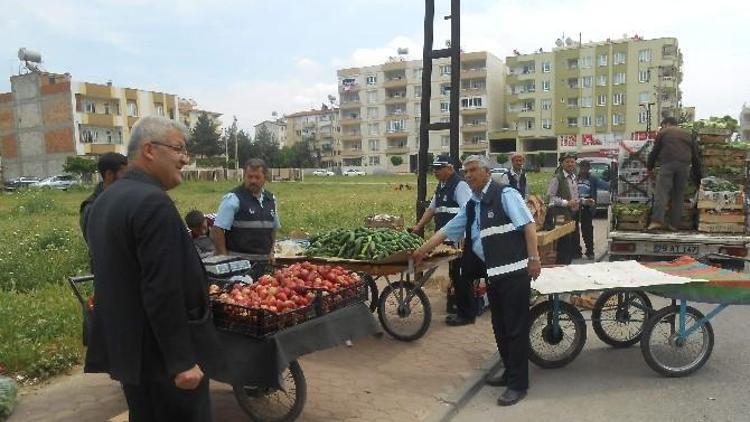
[457,249,486,320]
[487,271,531,391]
[576,205,595,255]
[121,376,211,422]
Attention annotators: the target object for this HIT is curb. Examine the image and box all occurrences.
[424,352,503,422]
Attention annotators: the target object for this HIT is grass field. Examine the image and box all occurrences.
[0,172,551,381]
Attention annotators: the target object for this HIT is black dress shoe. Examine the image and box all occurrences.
[497,388,527,406]
[485,372,507,387]
[445,314,475,326]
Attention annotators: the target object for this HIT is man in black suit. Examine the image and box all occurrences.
[86,116,221,422]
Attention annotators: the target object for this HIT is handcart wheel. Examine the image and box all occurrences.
[591,289,652,348]
[357,272,379,313]
[233,360,307,422]
[528,300,587,368]
[377,282,432,342]
[640,305,714,377]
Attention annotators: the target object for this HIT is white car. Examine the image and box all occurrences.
[312,169,335,176]
[30,174,78,191]
[343,168,366,176]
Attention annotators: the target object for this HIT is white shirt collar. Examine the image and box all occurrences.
[471,180,492,201]
[563,170,576,179]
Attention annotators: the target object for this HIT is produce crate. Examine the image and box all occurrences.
[698,222,746,234]
[698,127,732,137]
[314,281,368,314]
[211,301,317,338]
[364,214,404,230]
[703,155,747,167]
[699,209,745,224]
[696,190,745,210]
[616,192,651,204]
[539,242,557,266]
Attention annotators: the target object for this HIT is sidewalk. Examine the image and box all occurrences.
[9,272,498,421]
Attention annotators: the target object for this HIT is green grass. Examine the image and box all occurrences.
[0,171,552,381]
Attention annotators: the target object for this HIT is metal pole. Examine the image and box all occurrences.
[417,0,435,222]
[449,0,460,162]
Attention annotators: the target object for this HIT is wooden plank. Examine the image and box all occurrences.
[698,222,746,233]
[699,210,746,224]
[536,221,576,246]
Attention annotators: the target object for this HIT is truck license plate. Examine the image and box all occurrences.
[652,243,700,255]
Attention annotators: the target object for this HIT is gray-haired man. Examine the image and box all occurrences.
[413,155,540,406]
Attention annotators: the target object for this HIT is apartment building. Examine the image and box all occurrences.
[178,98,222,131]
[254,118,288,148]
[336,51,505,172]
[284,107,340,167]
[492,36,682,165]
[0,70,199,180]
[741,103,750,141]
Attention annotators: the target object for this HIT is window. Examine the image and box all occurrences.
[613,113,625,125]
[638,49,652,63]
[582,76,592,88]
[367,91,378,104]
[367,107,378,119]
[441,84,451,96]
[103,102,111,115]
[441,135,449,147]
[613,93,624,105]
[388,119,405,132]
[369,156,380,166]
[567,78,579,89]
[414,85,422,98]
[567,58,578,69]
[567,117,578,128]
[598,54,608,67]
[580,56,592,68]
[638,70,650,83]
[440,65,451,75]
[596,75,607,87]
[85,100,96,114]
[596,114,605,127]
[521,101,534,112]
[581,115,592,127]
[639,91,650,104]
[462,79,485,90]
[542,80,551,92]
[581,96,593,108]
[460,97,483,108]
[368,123,379,136]
[613,72,626,85]
[522,119,534,130]
[638,110,649,124]
[368,139,380,151]
[541,99,552,110]
[413,68,423,79]
[597,95,607,106]
[614,52,626,64]
[542,119,552,129]
[440,102,450,113]
[567,97,579,108]
[366,75,377,86]
[542,61,551,72]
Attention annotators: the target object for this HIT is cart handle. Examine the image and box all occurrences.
[67,275,94,311]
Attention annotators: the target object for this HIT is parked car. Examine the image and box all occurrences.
[577,157,614,212]
[312,169,335,176]
[343,168,366,176]
[30,174,79,191]
[3,176,41,191]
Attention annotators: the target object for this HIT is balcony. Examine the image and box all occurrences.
[385,129,408,139]
[340,116,361,126]
[386,145,410,154]
[383,77,407,89]
[462,122,487,132]
[382,60,407,71]
[385,95,408,105]
[340,99,361,109]
[461,107,487,116]
[339,83,360,93]
[461,140,488,152]
[341,148,364,157]
[461,67,487,79]
[340,132,362,141]
[84,113,116,127]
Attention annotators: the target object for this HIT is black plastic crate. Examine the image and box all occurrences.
[211,300,317,338]
[314,281,368,314]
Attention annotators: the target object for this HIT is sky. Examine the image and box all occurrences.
[2,0,748,132]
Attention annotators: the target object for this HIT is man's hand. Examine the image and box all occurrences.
[409,226,424,237]
[584,198,595,206]
[411,247,428,266]
[528,259,541,280]
[569,199,580,210]
[174,364,204,390]
[268,253,275,266]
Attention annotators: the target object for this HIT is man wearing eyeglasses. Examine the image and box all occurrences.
[85,116,222,421]
[211,158,280,274]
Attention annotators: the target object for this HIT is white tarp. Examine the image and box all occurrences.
[531,260,708,295]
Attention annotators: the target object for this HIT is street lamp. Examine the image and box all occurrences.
[640,102,656,134]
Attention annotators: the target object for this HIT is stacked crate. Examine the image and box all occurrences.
[617,140,654,204]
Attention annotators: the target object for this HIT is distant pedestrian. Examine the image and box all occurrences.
[546,153,579,264]
[498,153,528,198]
[79,152,128,241]
[575,160,608,259]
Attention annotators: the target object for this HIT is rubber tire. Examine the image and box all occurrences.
[528,300,587,369]
[233,360,307,422]
[640,305,714,377]
[377,282,432,342]
[591,289,652,348]
[358,272,379,313]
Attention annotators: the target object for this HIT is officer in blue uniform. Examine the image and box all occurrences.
[411,154,472,325]
[211,158,280,273]
[413,155,541,407]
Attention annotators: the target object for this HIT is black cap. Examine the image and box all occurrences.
[432,154,453,167]
[559,152,577,162]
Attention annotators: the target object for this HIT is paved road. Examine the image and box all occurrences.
[453,217,750,422]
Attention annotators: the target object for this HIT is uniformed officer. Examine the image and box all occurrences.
[211,158,280,271]
[411,154,472,326]
[413,155,541,406]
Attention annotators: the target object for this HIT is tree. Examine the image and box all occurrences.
[63,156,97,182]
[496,153,509,165]
[249,125,280,166]
[390,156,403,166]
[236,129,253,167]
[187,112,222,157]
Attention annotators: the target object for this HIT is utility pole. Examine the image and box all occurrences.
[233,115,239,180]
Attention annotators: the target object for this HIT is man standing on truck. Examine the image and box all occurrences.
[647,117,701,230]
[411,154,473,326]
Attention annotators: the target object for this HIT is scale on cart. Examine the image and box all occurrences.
[202,255,253,279]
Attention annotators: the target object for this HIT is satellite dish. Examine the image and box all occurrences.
[18,48,42,63]
[565,37,573,46]
[445,40,451,47]
[397,47,409,55]
[327,94,336,103]
[555,39,564,47]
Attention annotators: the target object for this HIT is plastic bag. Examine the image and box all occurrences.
[0,376,18,419]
